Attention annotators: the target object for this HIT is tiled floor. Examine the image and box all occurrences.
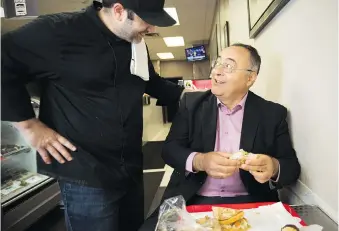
[160,164,174,187]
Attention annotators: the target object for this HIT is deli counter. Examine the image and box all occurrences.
[1,98,61,231]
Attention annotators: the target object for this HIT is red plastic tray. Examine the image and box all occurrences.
[186,202,307,226]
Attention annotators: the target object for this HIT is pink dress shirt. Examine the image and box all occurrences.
[186,94,249,197]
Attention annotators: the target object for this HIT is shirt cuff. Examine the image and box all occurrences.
[271,161,281,182]
[185,152,198,173]
[269,161,280,189]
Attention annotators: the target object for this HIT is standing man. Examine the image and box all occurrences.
[1,0,184,230]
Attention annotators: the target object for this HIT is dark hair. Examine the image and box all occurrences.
[231,43,261,74]
[102,0,118,8]
[100,0,134,20]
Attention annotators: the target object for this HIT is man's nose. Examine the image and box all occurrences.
[212,67,224,75]
[210,67,226,79]
[146,26,156,33]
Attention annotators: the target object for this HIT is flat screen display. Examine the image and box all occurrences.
[185,45,207,62]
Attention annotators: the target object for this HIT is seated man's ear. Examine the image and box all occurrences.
[246,72,257,88]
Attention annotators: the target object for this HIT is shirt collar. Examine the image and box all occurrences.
[217,92,248,110]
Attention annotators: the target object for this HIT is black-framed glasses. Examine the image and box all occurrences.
[211,59,255,74]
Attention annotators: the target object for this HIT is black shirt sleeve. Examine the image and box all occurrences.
[1,16,58,122]
[145,57,184,106]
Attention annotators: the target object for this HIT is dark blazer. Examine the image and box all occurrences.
[161,90,301,202]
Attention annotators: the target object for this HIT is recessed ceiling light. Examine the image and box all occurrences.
[164,7,180,26]
[157,52,175,60]
[163,36,185,47]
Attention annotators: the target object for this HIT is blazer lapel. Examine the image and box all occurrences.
[240,91,260,152]
[202,95,218,152]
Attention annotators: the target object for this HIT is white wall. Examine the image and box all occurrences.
[212,0,338,220]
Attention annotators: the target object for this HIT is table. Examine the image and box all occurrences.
[147,188,338,230]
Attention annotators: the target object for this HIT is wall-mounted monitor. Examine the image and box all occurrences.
[185,45,207,62]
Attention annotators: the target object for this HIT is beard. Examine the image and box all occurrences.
[116,19,143,43]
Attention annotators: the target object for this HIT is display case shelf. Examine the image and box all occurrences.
[1,97,61,231]
[1,145,31,159]
[0,122,48,204]
[1,170,50,205]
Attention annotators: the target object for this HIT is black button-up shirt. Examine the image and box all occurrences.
[1,6,183,189]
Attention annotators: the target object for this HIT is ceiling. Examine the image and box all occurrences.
[145,0,216,60]
[1,0,217,60]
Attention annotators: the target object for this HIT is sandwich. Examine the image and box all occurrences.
[212,207,250,231]
[230,149,249,164]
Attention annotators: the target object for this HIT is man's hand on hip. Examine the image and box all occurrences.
[14,118,76,164]
[240,153,279,184]
[193,152,240,179]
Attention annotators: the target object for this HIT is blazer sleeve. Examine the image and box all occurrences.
[162,93,195,174]
[273,107,301,187]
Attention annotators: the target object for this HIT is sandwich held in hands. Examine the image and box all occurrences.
[192,149,279,182]
[229,149,249,164]
[193,152,240,179]
[231,150,280,184]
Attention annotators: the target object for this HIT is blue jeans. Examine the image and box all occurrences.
[59,180,144,231]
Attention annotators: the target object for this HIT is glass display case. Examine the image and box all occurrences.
[1,98,61,231]
[1,123,51,205]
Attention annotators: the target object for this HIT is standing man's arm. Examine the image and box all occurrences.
[145,58,184,105]
[2,16,76,164]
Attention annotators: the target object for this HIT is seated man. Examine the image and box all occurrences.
[139,44,300,230]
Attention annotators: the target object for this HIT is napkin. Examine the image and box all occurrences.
[130,38,150,81]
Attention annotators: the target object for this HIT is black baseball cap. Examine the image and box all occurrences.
[97,0,176,27]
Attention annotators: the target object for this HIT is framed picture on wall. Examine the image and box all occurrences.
[224,21,230,48]
[215,24,219,57]
[247,0,290,38]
